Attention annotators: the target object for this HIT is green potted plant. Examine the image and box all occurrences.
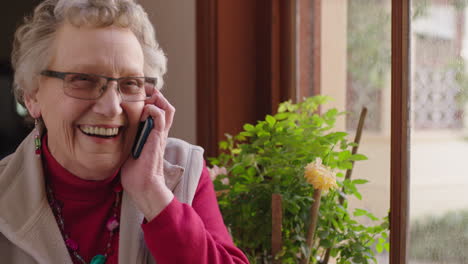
[209,96,389,264]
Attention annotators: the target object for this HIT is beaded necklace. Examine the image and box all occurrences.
[46,181,122,264]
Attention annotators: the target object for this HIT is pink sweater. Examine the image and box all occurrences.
[41,136,249,264]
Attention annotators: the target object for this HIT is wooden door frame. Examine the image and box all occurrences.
[196,0,219,158]
[196,0,295,158]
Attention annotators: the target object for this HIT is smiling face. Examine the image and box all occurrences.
[25,23,145,180]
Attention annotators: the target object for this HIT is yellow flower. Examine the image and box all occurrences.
[304,157,338,192]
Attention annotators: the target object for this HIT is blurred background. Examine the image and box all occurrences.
[1,0,468,263]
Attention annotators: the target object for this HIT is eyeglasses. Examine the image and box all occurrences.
[40,70,157,102]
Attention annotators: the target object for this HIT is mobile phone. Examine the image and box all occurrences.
[131,117,154,159]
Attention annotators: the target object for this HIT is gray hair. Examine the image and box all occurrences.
[12,0,167,107]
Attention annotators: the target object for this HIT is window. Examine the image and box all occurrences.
[297,0,392,262]
[409,1,468,263]
[197,0,415,262]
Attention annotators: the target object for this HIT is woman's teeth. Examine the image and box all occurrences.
[80,126,119,137]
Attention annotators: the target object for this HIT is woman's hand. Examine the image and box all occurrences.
[121,89,175,221]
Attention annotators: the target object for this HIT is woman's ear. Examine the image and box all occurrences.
[24,92,41,119]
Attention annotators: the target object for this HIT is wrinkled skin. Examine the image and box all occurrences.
[24,23,174,220]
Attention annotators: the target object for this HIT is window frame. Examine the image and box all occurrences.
[390,1,410,263]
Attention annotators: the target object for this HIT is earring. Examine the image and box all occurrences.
[34,119,41,155]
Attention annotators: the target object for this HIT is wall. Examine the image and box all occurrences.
[138,0,197,144]
[320,0,347,132]
[0,1,37,157]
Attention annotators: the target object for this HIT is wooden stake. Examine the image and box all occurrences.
[272,193,283,263]
[301,189,322,264]
[324,107,367,264]
[338,107,368,204]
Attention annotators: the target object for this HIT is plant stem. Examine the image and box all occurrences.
[301,189,322,264]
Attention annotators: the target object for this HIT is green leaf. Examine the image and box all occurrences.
[239,131,253,137]
[243,123,255,132]
[275,112,289,120]
[257,130,270,137]
[231,148,241,155]
[247,167,256,177]
[219,141,228,150]
[378,237,386,244]
[354,208,367,216]
[351,243,365,252]
[350,154,368,161]
[352,179,369,185]
[266,115,276,127]
[278,103,287,112]
[338,150,352,161]
[325,132,348,142]
[318,230,329,239]
[376,243,383,253]
[231,164,245,175]
[321,239,333,248]
[354,208,379,221]
[352,255,365,263]
[232,183,248,193]
[235,134,246,141]
[340,161,353,170]
[354,191,363,200]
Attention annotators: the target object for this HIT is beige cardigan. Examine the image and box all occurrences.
[0,132,204,263]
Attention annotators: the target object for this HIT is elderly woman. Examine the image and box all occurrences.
[0,0,249,263]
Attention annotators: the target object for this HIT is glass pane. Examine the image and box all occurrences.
[409,1,468,263]
[300,0,391,262]
[344,1,391,263]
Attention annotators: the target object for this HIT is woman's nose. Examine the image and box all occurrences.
[92,82,123,117]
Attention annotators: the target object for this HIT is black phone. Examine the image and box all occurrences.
[131,117,154,159]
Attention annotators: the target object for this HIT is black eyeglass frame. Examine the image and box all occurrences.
[40,70,157,102]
